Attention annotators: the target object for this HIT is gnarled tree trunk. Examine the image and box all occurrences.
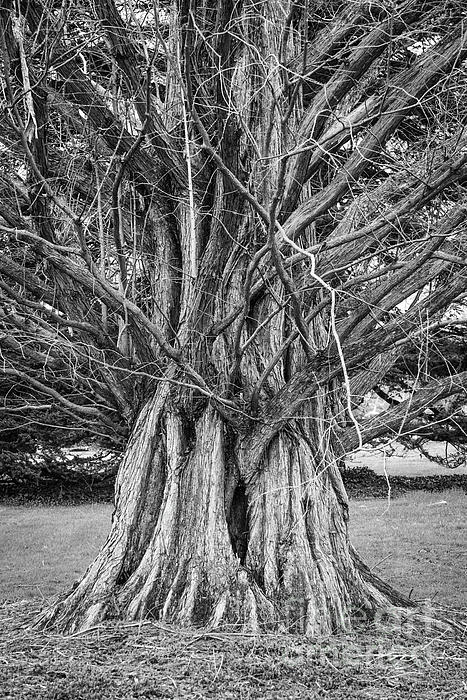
[2,0,466,639]
[38,391,409,635]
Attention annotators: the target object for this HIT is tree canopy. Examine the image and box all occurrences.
[0,0,466,453]
[1,0,467,633]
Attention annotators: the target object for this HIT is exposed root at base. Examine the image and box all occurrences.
[34,562,441,639]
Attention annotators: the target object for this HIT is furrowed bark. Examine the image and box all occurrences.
[1,0,465,639]
[37,394,409,635]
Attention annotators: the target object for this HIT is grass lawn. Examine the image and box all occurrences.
[350,442,467,477]
[0,600,465,699]
[0,490,466,699]
[1,489,465,607]
[0,503,110,601]
[349,488,467,608]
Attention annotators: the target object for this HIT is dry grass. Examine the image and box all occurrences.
[1,484,466,698]
[1,600,466,700]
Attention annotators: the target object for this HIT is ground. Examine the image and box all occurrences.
[0,449,466,698]
[350,489,467,607]
[1,489,465,606]
[349,443,467,477]
[1,600,466,699]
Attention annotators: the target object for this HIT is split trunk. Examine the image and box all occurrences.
[39,387,409,635]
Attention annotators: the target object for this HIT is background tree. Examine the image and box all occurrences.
[0,0,466,634]
[375,319,467,465]
[0,410,116,486]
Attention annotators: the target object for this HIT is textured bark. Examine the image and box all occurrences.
[37,392,409,635]
[2,0,466,638]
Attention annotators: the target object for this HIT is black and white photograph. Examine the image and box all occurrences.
[0,1,466,697]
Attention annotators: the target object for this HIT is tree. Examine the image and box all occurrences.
[0,410,110,485]
[373,320,467,465]
[0,0,466,634]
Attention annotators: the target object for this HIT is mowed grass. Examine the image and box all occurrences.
[0,489,465,608]
[0,490,466,699]
[0,503,110,601]
[349,489,467,608]
[350,445,467,477]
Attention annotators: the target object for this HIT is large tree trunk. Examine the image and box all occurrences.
[38,392,409,635]
[9,0,464,639]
